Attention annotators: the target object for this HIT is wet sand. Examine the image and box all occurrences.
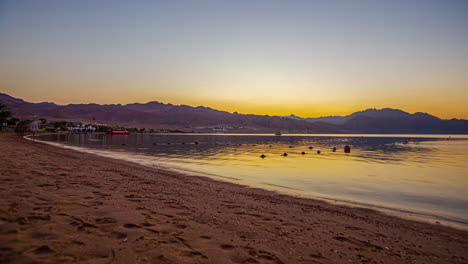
[0,134,467,263]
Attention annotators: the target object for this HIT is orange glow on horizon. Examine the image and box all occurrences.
[2,90,467,120]
[1,1,467,120]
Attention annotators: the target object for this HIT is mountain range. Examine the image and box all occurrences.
[1,92,467,134]
[284,108,468,134]
[285,109,439,125]
[0,93,339,133]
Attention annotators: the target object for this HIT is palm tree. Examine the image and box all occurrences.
[0,103,12,124]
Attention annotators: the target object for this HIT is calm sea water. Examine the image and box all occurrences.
[37,133,468,229]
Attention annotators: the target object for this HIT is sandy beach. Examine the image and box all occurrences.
[0,134,467,264]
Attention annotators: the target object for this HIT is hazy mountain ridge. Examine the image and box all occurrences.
[2,93,467,133]
[0,93,342,133]
[286,108,441,125]
[283,108,468,134]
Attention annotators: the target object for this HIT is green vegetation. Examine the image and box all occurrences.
[13,119,32,134]
[53,121,71,130]
[94,125,112,132]
[0,103,20,125]
[0,103,12,124]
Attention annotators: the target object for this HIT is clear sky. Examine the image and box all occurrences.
[1,0,467,118]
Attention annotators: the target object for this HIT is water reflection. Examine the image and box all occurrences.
[38,133,468,228]
[44,133,463,166]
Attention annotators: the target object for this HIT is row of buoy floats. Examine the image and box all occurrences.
[120,140,352,158]
[261,145,351,158]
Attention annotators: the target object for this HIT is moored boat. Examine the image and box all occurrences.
[107,129,129,135]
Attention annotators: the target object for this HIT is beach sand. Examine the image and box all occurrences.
[0,134,467,263]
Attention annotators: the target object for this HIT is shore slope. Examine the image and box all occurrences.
[0,134,467,263]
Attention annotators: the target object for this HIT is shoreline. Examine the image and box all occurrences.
[25,134,468,231]
[1,133,467,263]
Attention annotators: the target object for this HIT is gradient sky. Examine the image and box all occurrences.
[1,0,467,118]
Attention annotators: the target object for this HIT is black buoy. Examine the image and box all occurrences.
[260,154,266,158]
[121,143,126,146]
[317,150,321,154]
[269,145,272,147]
[153,143,157,145]
[301,151,306,155]
[289,146,293,148]
[283,153,288,157]
[332,147,337,152]
[309,146,313,149]
[182,142,185,144]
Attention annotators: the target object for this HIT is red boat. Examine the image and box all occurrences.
[107,129,129,135]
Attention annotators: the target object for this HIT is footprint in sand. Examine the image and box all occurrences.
[33,245,55,255]
[27,214,51,221]
[37,184,54,187]
[333,236,383,251]
[110,231,127,239]
[144,228,160,234]
[123,223,141,229]
[182,250,208,259]
[309,253,326,260]
[0,178,13,182]
[95,217,117,224]
[220,244,235,250]
[244,248,283,263]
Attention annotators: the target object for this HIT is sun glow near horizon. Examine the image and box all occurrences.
[1,0,467,119]
[3,89,467,120]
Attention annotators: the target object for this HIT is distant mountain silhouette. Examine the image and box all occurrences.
[283,108,468,134]
[0,93,60,117]
[2,93,466,133]
[0,93,341,133]
[287,114,347,125]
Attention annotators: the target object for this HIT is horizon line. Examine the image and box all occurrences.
[1,91,465,120]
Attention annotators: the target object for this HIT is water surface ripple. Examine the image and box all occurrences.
[37,133,468,229]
